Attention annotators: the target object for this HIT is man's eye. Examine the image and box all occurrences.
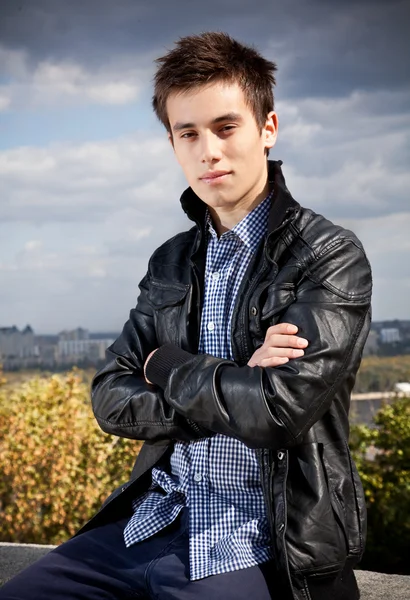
[181,132,196,139]
[220,125,236,133]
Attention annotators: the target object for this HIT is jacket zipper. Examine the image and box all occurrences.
[274,450,296,599]
[232,248,296,596]
[186,259,206,439]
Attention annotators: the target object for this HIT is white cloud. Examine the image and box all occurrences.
[1,207,409,332]
[2,87,409,228]
[334,211,410,322]
[0,93,11,111]
[0,45,147,110]
[24,240,43,252]
[0,134,188,224]
[0,229,164,333]
[275,88,410,218]
[1,83,409,330]
[0,133,191,332]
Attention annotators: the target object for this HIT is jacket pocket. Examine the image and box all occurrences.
[284,442,348,575]
[261,283,296,321]
[147,279,190,309]
[147,279,190,345]
[249,283,297,346]
[320,440,365,557]
[346,442,367,556]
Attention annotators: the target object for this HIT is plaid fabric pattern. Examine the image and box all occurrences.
[124,190,274,580]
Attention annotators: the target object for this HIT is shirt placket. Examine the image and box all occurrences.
[125,193,274,580]
[190,233,239,578]
[188,435,211,578]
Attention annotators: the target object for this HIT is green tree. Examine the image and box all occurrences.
[349,397,410,574]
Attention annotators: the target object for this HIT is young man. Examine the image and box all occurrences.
[1,33,372,600]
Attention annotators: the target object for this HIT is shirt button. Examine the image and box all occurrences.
[212,271,220,280]
[207,322,215,331]
[194,472,203,483]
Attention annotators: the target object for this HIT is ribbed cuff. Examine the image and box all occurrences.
[145,343,193,389]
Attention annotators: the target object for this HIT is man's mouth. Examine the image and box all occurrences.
[200,170,232,185]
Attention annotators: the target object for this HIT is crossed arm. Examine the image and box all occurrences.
[91,307,307,444]
[143,323,308,384]
[91,238,371,449]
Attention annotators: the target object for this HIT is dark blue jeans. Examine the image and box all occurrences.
[0,509,276,599]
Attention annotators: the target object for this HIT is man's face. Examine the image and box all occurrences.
[166,81,277,212]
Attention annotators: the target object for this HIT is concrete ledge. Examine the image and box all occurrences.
[355,570,410,600]
[0,542,56,586]
[1,542,410,598]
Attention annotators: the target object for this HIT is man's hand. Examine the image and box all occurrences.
[247,323,308,368]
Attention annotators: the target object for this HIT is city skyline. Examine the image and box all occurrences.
[3,320,410,374]
[1,0,410,333]
[3,318,410,339]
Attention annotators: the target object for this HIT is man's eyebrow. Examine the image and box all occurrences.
[172,112,243,132]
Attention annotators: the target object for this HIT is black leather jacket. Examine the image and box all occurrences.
[80,161,372,600]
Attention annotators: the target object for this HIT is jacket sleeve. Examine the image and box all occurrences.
[91,272,210,442]
[145,238,372,449]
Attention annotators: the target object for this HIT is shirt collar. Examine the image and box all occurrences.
[205,187,274,252]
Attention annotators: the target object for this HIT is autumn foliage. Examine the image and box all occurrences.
[0,368,409,575]
[0,369,141,544]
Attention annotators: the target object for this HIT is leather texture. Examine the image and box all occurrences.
[80,161,372,600]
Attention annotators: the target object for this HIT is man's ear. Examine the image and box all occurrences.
[264,111,278,151]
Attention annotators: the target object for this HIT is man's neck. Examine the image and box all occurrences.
[209,180,271,236]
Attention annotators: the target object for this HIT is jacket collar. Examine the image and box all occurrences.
[179,159,300,237]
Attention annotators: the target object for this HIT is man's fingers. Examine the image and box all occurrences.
[248,347,304,367]
[266,323,298,337]
[260,356,289,367]
[267,333,308,348]
[267,346,305,359]
[247,326,308,367]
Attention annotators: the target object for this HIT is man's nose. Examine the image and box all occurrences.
[200,132,222,163]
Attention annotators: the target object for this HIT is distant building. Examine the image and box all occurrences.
[57,328,114,361]
[35,334,59,366]
[58,327,89,342]
[380,328,401,343]
[0,325,36,359]
[363,330,379,356]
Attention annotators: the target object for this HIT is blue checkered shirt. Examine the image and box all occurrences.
[124,190,274,580]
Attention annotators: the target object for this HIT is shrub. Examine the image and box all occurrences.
[1,368,409,573]
[350,396,410,574]
[0,369,141,544]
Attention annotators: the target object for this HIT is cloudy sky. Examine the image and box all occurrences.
[1,0,409,334]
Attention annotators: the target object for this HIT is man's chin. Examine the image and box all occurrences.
[201,194,234,210]
[190,186,224,205]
